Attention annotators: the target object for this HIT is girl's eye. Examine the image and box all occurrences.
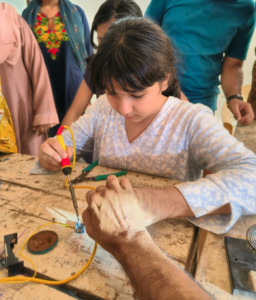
[131,94,144,99]
[106,91,116,96]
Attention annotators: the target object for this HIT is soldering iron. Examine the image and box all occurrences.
[56,126,80,222]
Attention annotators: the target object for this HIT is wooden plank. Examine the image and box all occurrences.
[0,154,181,203]
[0,181,195,300]
[234,121,256,155]
[195,215,256,300]
[0,282,76,300]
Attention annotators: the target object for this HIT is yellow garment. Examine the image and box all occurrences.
[0,75,18,153]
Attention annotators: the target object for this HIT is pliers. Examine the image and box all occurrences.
[71,160,127,184]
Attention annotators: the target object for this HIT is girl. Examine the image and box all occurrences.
[39,18,256,234]
[61,0,143,127]
[0,3,58,156]
[23,0,93,137]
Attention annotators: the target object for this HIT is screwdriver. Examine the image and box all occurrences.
[56,126,79,222]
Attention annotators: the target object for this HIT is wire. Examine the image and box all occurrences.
[0,126,98,285]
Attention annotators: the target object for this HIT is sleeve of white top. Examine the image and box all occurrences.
[176,108,256,234]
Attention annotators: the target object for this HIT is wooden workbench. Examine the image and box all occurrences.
[195,121,256,300]
[0,153,197,300]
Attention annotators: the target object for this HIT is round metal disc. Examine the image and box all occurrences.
[28,230,58,255]
[246,225,256,250]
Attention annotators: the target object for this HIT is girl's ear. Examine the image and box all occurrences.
[161,73,171,92]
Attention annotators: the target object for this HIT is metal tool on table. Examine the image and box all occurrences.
[71,160,127,184]
[225,225,256,294]
[56,126,84,233]
[0,233,24,277]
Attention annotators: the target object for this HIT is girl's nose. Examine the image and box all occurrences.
[118,99,133,116]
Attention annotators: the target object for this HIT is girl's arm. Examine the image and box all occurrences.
[61,79,93,127]
[134,186,231,227]
[134,108,256,234]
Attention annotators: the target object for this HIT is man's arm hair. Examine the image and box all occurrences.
[114,231,213,300]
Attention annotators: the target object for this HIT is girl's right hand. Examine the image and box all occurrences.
[39,138,74,171]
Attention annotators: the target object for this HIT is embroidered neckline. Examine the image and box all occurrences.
[33,12,69,60]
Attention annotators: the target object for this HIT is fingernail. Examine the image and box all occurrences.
[62,153,67,159]
[57,156,62,162]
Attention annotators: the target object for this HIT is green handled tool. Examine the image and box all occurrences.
[71,160,127,184]
[84,171,127,182]
[82,160,99,174]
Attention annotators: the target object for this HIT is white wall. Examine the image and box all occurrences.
[3,0,256,85]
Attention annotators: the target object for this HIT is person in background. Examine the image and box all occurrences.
[247,47,256,117]
[23,0,93,136]
[39,18,256,235]
[145,0,255,125]
[61,0,143,128]
[83,176,213,300]
[0,3,58,156]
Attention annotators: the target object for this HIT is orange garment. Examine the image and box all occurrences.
[0,76,18,153]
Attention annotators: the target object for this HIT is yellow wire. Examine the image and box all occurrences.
[0,126,98,285]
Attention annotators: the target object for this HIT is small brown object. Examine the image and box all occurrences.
[28,230,58,255]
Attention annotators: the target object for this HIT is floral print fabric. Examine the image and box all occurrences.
[62,95,256,234]
[33,12,69,60]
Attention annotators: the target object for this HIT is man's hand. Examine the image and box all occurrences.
[33,124,51,136]
[228,99,255,125]
[83,176,146,257]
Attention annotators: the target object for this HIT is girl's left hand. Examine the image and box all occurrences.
[33,124,51,136]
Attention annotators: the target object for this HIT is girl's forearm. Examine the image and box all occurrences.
[134,187,194,226]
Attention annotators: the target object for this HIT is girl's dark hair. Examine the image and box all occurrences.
[90,17,181,98]
[90,0,142,49]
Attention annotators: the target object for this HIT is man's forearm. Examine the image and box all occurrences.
[114,231,213,300]
[221,56,243,98]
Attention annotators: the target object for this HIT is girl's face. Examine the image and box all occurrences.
[96,20,114,46]
[106,78,169,123]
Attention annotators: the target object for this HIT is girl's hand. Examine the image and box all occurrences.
[33,124,51,136]
[39,138,74,171]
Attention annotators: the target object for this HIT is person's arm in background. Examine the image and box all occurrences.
[181,91,189,101]
[221,5,256,125]
[76,6,93,56]
[19,16,59,136]
[83,176,213,300]
[61,79,93,127]
[222,56,254,124]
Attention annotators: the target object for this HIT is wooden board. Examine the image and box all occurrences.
[0,153,181,202]
[0,282,76,300]
[195,215,256,300]
[0,154,196,300]
[234,121,256,155]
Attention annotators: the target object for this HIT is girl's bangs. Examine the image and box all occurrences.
[101,58,150,94]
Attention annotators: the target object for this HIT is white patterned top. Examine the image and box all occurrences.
[62,95,256,234]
